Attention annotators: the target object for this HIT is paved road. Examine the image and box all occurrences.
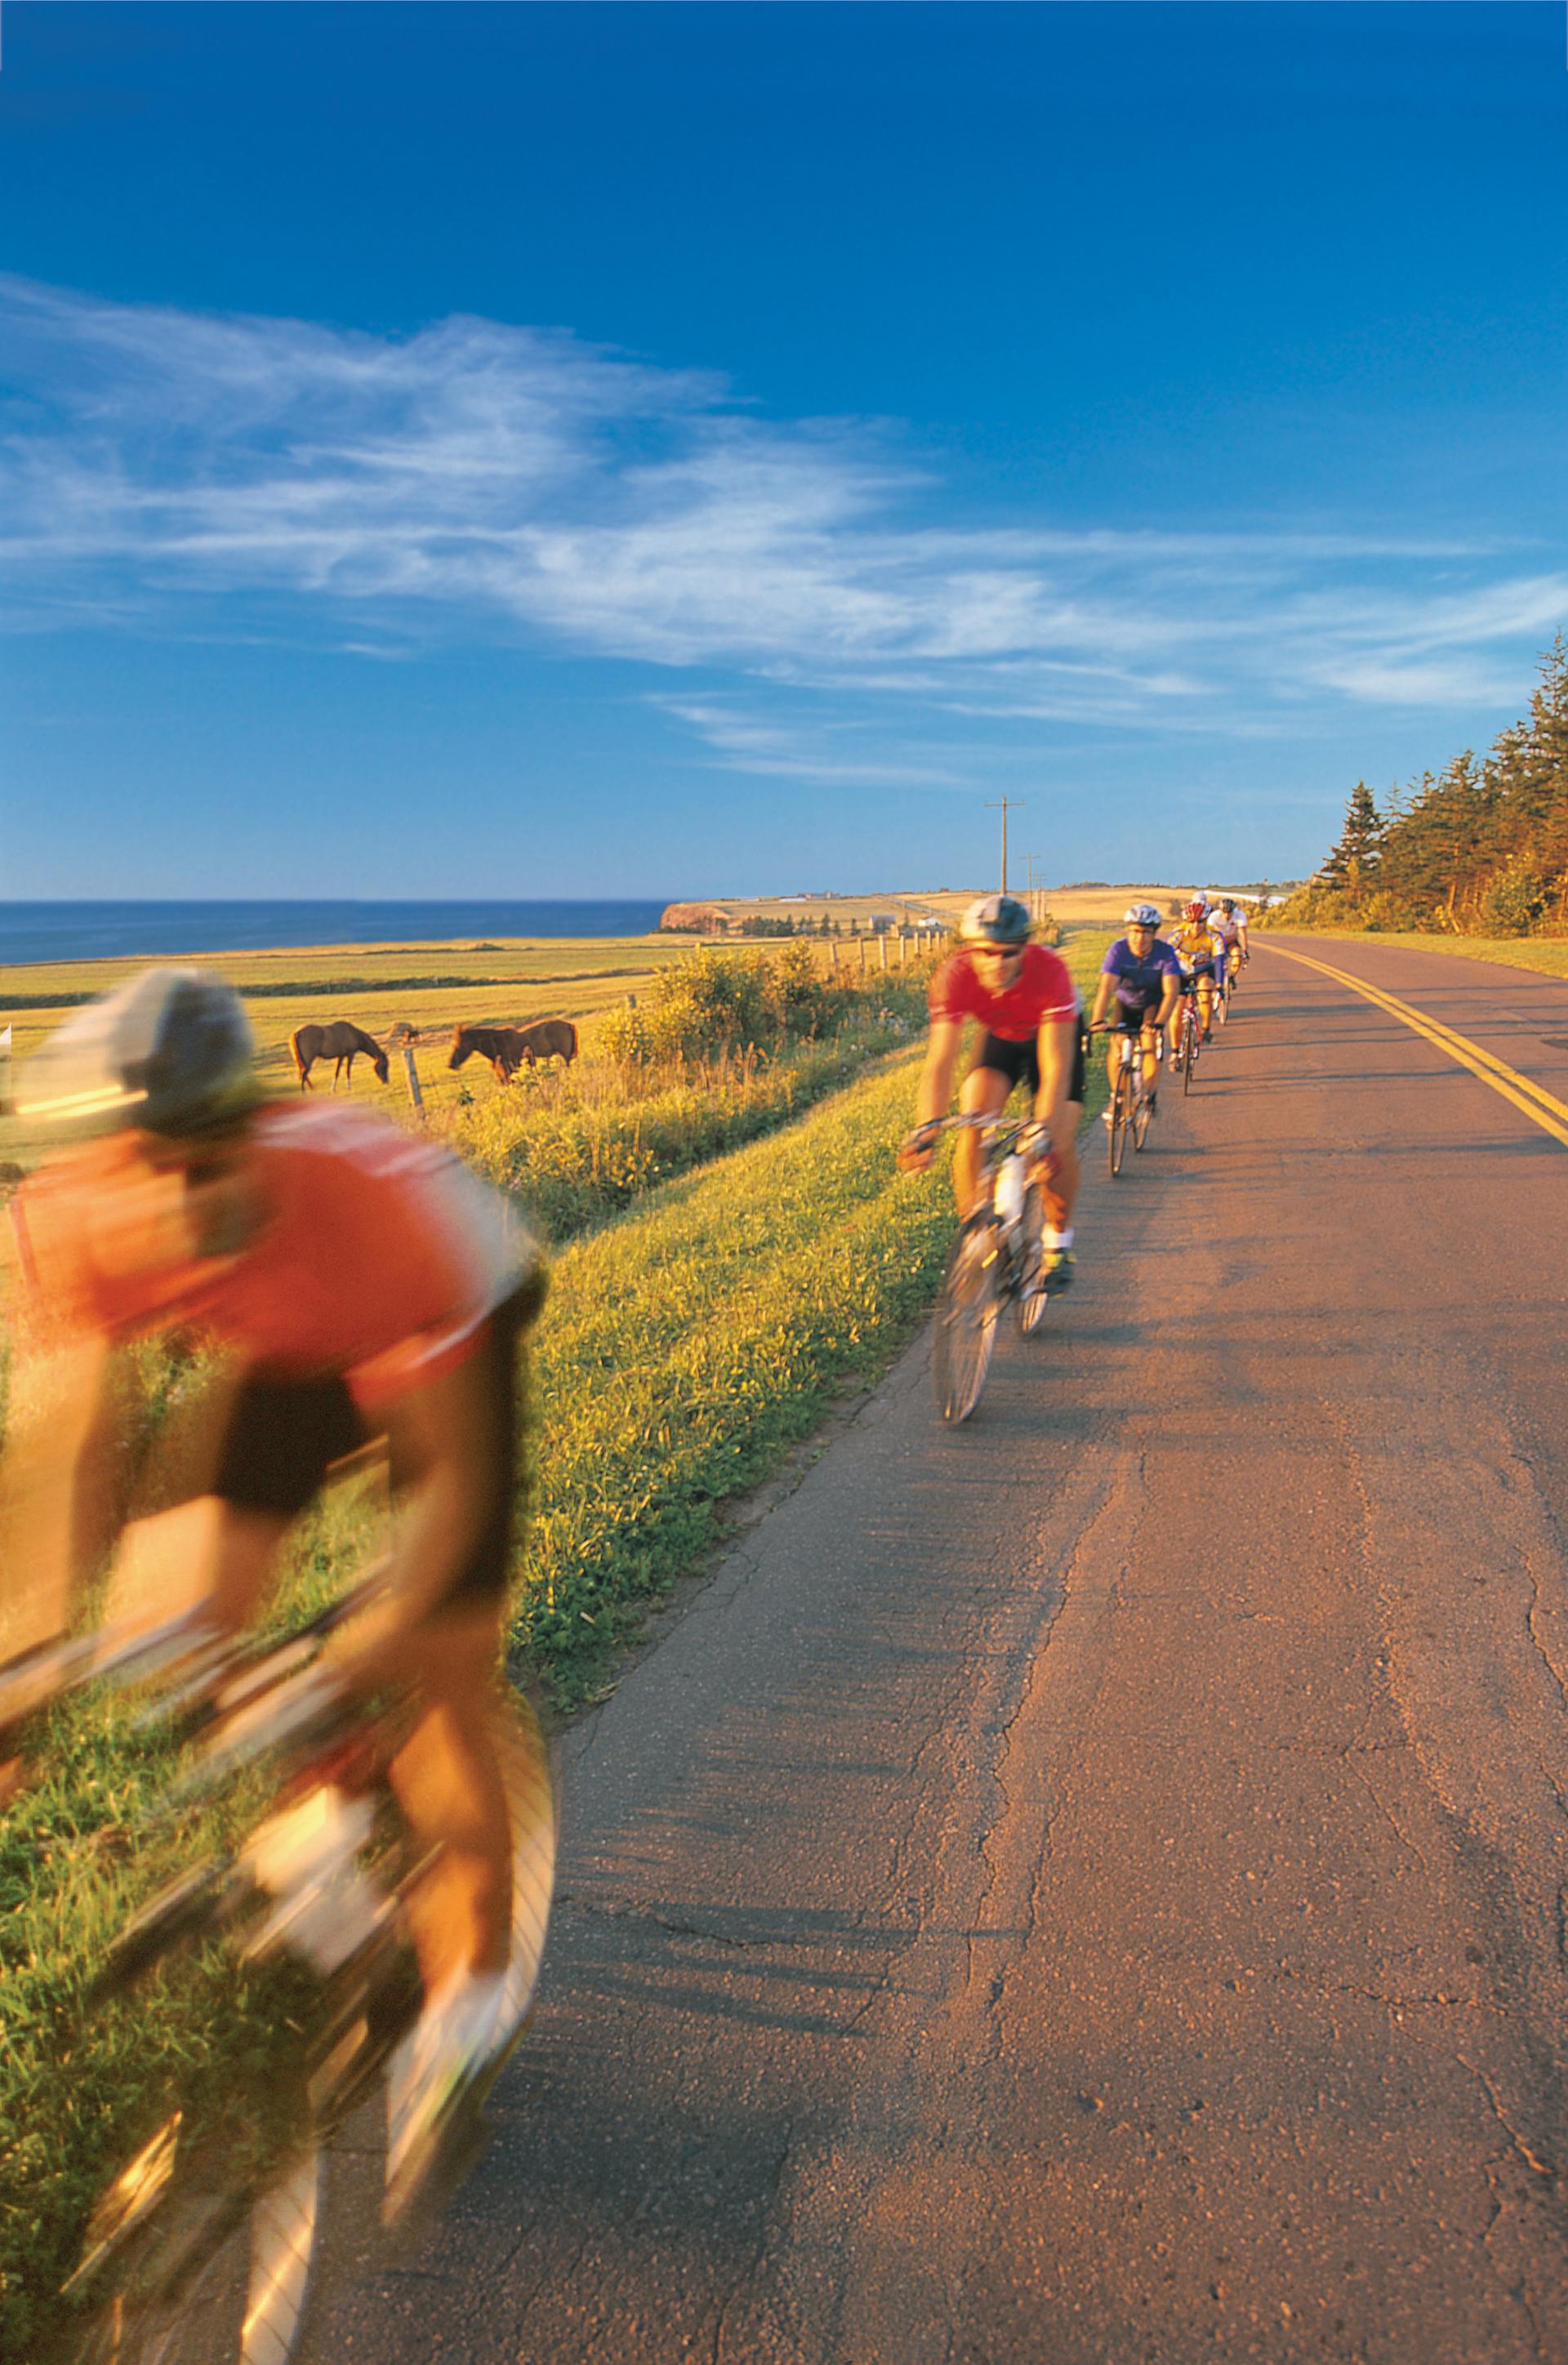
[312,937,1568,2364]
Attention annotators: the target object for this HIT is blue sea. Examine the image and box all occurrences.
[0,900,671,968]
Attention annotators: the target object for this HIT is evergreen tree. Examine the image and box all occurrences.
[1318,782,1383,906]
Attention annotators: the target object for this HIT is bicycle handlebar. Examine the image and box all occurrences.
[0,1559,393,1775]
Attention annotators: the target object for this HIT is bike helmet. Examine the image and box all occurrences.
[1183,897,1209,922]
[16,966,261,1143]
[1123,902,1162,929]
[959,893,1032,947]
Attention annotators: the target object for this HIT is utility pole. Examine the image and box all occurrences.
[986,798,1024,893]
[1024,853,1042,923]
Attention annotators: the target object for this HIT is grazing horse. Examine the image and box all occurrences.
[290,1021,390,1093]
[448,1018,580,1085]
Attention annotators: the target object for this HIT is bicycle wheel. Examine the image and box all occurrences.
[1017,1186,1050,1338]
[1181,1011,1198,1094]
[318,1686,556,2259]
[1132,1084,1153,1152]
[932,1216,1004,1422]
[1107,1067,1134,1177]
[69,2118,322,2365]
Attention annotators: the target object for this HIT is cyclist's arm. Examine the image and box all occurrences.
[340,1352,502,1686]
[1156,974,1180,1025]
[15,1332,124,1627]
[914,1017,965,1128]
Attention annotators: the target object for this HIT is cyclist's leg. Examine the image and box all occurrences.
[389,1604,514,1991]
[956,1039,1018,1217]
[1138,1017,1160,1092]
[1043,1025,1084,1227]
[205,1370,368,1625]
[383,1287,543,2004]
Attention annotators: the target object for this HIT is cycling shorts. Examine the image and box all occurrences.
[1112,1001,1162,1036]
[212,1276,542,1611]
[972,1027,1087,1107]
[1180,964,1217,987]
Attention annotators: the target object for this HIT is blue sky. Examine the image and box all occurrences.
[4,2,1568,898]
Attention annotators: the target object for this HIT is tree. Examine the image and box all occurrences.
[1318,782,1383,907]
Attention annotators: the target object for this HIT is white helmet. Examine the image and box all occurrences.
[959,893,1032,946]
[16,966,260,1142]
[1123,902,1162,929]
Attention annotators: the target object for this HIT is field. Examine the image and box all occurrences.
[0,933,703,1168]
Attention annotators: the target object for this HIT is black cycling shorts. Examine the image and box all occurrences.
[972,1027,1087,1108]
[1112,1001,1162,1036]
[212,1278,541,1610]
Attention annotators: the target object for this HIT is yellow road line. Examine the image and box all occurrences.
[1264,943,1568,1151]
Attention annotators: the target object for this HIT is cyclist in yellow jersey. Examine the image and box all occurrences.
[1169,897,1223,1044]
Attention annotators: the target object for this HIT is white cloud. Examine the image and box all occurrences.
[2,275,1564,780]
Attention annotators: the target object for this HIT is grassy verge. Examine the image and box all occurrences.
[1258,925,1568,985]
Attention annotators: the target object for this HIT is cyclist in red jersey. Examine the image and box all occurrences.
[7,967,548,2193]
[899,893,1084,1288]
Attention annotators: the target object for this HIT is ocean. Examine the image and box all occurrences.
[0,900,671,968]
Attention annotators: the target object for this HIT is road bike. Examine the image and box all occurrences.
[923,1113,1057,1424]
[0,1574,555,2365]
[1096,1025,1160,1177]
[1171,982,1203,1095]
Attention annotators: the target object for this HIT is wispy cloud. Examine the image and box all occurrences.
[2,275,1563,782]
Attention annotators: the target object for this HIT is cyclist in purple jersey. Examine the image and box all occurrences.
[1087,905,1181,1118]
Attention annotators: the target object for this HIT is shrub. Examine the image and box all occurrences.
[1477,856,1550,938]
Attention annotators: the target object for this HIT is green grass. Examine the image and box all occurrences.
[1258,924,1568,984]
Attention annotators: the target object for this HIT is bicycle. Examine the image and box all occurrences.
[1095,1026,1160,1176]
[2,1573,555,2365]
[918,1113,1057,1423]
[1171,981,1203,1094]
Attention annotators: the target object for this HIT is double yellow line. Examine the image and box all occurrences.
[1265,944,1568,1151]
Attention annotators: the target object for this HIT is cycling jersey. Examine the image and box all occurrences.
[16,1102,537,1412]
[928,945,1077,1043]
[1170,923,1223,973]
[1101,937,1181,1011]
[1209,913,1242,950]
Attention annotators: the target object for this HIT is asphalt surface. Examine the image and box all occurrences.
[310,937,1568,2365]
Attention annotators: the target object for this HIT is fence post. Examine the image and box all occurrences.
[878,932,889,971]
[899,933,908,967]
[400,1043,425,1123]
[829,938,840,974]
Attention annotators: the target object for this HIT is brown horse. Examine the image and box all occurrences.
[448,1018,579,1084]
[290,1021,390,1092]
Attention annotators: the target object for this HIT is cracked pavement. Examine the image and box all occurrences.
[307,937,1568,2363]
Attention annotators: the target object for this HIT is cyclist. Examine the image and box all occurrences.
[1169,896,1224,1046]
[8,966,547,2194]
[898,893,1083,1290]
[1087,903,1181,1120]
[1208,897,1245,1001]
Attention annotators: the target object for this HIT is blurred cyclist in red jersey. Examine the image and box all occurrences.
[7,966,548,2191]
[899,893,1084,1290]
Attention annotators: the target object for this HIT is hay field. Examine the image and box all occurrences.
[0,933,696,1165]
